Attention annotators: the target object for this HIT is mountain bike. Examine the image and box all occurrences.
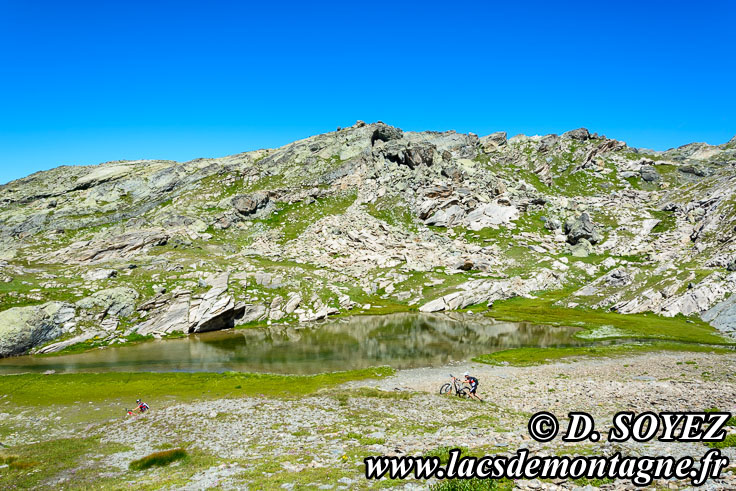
[439,374,470,398]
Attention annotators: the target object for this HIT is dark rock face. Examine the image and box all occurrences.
[404,144,436,168]
[454,259,474,271]
[233,192,269,215]
[564,212,601,245]
[562,128,591,141]
[604,268,632,287]
[192,299,245,333]
[371,124,403,145]
[679,165,707,177]
[640,165,661,182]
[536,135,559,153]
[383,142,436,168]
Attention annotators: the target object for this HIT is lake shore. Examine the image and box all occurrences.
[2,350,736,489]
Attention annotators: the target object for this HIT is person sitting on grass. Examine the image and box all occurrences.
[136,399,149,413]
[464,372,483,402]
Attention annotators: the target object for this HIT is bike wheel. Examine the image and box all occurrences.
[439,383,452,395]
[457,388,470,398]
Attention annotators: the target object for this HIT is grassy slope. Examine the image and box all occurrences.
[484,290,729,344]
[0,368,399,489]
[0,367,394,406]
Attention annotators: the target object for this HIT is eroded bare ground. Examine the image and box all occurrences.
[4,352,735,490]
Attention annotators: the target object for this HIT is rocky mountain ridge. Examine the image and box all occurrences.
[1,121,736,357]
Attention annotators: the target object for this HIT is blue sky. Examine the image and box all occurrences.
[1,1,734,184]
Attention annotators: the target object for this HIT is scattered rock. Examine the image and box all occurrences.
[82,268,118,281]
[76,287,139,317]
[564,213,601,245]
[569,238,593,257]
[640,165,661,182]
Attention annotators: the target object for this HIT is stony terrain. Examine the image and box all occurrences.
[1,352,735,489]
[2,121,736,357]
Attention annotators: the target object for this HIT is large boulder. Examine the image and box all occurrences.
[536,134,559,153]
[135,293,191,335]
[383,141,437,168]
[191,296,245,333]
[564,213,601,245]
[371,124,403,145]
[562,128,591,141]
[464,203,519,230]
[569,238,593,257]
[480,131,507,152]
[425,204,465,228]
[0,302,75,357]
[81,268,118,282]
[232,192,269,216]
[603,268,633,287]
[189,272,245,333]
[284,292,302,314]
[703,295,736,336]
[71,230,169,264]
[76,287,139,317]
[639,165,661,182]
[236,304,268,325]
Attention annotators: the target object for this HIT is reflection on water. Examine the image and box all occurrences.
[0,313,584,374]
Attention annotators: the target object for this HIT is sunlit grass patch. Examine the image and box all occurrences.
[0,437,130,489]
[706,435,736,449]
[422,446,469,464]
[431,478,513,491]
[704,408,736,427]
[486,290,730,345]
[473,342,733,366]
[0,366,395,406]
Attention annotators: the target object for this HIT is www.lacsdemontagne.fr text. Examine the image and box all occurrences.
[364,448,730,487]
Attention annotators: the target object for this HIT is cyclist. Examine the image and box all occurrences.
[135,399,150,413]
[463,372,483,402]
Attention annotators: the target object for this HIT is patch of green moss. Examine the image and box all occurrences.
[473,342,732,366]
[0,367,395,406]
[706,434,736,449]
[245,173,287,192]
[650,209,677,234]
[485,290,730,344]
[431,478,513,491]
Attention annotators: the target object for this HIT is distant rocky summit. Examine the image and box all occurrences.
[1,122,736,356]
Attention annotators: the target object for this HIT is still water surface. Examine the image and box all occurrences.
[0,313,585,374]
